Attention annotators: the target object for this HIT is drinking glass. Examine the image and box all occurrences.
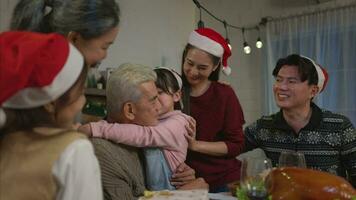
[278,151,306,168]
[240,158,272,200]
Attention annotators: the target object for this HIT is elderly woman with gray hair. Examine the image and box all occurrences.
[11,0,120,68]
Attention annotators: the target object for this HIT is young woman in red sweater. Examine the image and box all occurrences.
[182,28,245,193]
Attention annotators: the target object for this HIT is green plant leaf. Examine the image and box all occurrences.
[236,187,248,200]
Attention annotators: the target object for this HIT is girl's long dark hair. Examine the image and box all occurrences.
[180,44,221,115]
[154,68,182,110]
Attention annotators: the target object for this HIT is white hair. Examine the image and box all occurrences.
[106,63,156,115]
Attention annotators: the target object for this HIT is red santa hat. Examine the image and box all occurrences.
[301,56,329,93]
[188,28,232,75]
[0,31,84,127]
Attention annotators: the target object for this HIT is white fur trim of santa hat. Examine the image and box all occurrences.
[189,30,224,58]
[3,43,83,108]
[301,56,328,94]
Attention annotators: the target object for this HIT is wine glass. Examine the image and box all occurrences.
[240,158,272,200]
[278,151,306,168]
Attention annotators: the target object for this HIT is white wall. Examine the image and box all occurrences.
[0,0,17,31]
[100,0,195,71]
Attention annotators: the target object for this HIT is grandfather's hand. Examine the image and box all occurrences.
[178,178,209,190]
[78,123,92,136]
[170,162,196,189]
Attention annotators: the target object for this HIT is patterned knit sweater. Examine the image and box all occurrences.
[244,103,356,187]
[91,138,145,200]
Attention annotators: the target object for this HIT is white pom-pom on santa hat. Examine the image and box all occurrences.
[0,31,83,127]
[301,56,329,94]
[222,66,231,76]
[188,28,233,76]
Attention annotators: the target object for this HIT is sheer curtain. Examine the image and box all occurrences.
[263,5,356,124]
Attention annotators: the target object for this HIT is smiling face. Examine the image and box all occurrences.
[182,48,218,88]
[273,65,318,111]
[70,27,119,67]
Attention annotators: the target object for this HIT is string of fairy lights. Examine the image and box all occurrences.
[192,0,267,54]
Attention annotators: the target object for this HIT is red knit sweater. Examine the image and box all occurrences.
[186,81,245,189]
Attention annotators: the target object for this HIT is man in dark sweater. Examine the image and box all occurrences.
[244,54,356,187]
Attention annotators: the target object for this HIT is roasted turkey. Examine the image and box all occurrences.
[266,167,355,200]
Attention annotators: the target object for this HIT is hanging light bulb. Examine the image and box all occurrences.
[243,42,251,54]
[242,28,251,54]
[226,38,232,50]
[256,26,263,49]
[256,37,263,48]
[223,21,232,50]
